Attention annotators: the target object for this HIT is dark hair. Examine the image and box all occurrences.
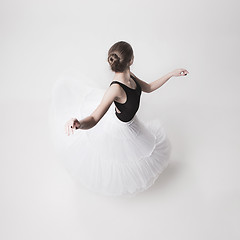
[107,41,134,72]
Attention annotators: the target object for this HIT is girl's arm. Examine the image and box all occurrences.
[148,72,173,93]
[78,84,120,129]
[131,68,189,93]
[65,84,121,135]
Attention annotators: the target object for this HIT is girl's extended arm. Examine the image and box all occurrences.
[149,72,173,93]
[65,84,120,135]
[78,84,119,130]
[131,68,189,93]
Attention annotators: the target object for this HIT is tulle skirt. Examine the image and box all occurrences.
[48,73,172,197]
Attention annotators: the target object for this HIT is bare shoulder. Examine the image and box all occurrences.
[130,71,145,82]
[130,71,138,79]
[109,82,122,92]
[107,82,124,100]
[89,83,121,124]
[130,71,151,93]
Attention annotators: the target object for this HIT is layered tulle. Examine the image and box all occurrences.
[48,73,171,197]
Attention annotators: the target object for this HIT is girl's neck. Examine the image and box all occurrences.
[113,68,131,84]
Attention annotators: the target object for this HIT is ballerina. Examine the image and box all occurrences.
[50,40,189,197]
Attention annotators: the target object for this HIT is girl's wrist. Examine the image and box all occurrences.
[76,120,81,129]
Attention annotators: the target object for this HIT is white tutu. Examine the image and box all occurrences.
[48,73,172,197]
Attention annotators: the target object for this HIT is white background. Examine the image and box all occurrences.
[1,0,239,239]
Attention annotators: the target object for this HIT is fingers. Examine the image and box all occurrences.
[73,119,80,130]
[71,124,74,134]
[70,118,75,135]
[65,118,78,136]
[180,69,189,76]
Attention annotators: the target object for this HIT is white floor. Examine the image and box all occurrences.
[0,97,239,240]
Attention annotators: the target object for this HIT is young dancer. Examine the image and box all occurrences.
[49,41,189,197]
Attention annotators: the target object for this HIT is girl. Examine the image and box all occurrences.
[49,41,189,197]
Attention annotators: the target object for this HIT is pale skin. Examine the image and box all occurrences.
[64,56,189,136]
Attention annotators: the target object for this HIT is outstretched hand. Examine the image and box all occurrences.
[171,68,189,77]
[65,118,81,136]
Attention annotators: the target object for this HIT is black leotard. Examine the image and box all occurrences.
[110,75,142,122]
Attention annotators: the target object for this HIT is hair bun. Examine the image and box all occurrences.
[108,53,120,65]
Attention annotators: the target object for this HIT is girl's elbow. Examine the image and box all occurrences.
[146,84,152,93]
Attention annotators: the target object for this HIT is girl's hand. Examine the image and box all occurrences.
[171,68,189,77]
[64,118,81,136]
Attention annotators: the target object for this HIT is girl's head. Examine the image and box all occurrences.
[107,41,134,72]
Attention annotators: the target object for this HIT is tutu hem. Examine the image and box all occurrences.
[67,122,171,197]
